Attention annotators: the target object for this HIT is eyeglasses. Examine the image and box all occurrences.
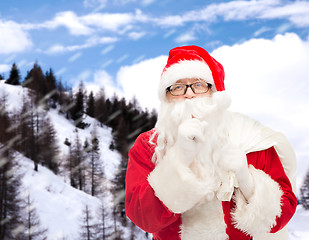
[166,81,212,96]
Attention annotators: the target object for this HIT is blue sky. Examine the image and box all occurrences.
[1,1,309,182]
[1,0,309,88]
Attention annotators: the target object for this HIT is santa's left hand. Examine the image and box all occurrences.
[219,146,254,200]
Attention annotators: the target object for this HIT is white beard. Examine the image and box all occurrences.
[152,91,237,201]
[153,91,231,162]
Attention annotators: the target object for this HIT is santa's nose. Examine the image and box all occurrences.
[184,86,196,99]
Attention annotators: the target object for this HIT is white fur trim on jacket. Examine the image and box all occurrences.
[148,146,217,213]
[181,198,228,240]
[232,165,283,239]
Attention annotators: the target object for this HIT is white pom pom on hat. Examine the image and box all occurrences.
[159,45,225,101]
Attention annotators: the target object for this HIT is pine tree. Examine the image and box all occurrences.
[71,82,85,128]
[45,68,58,108]
[38,116,60,174]
[86,91,95,118]
[300,169,309,210]
[57,81,72,114]
[0,74,4,80]
[94,88,108,125]
[24,62,47,106]
[5,63,21,85]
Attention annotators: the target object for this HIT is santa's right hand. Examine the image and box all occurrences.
[176,118,205,161]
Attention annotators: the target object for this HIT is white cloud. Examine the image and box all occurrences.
[101,59,114,69]
[154,0,309,28]
[55,67,67,76]
[22,10,132,35]
[46,44,66,54]
[253,26,272,37]
[77,70,92,82]
[128,31,146,40]
[141,0,155,6]
[116,55,167,110]
[260,1,309,27]
[163,29,176,38]
[155,15,185,27]
[211,32,309,138]
[83,0,108,10]
[101,45,114,55]
[46,36,118,54]
[275,23,292,34]
[43,11,93,36]
[29,9,149,36]
[0,20,32,54]
[68,52,83,62]
[83,70,121,98]
[116,54,129,63]
[80,12,138,33]
[175,31,197,44]
[0,64,11,73]
[84,0,155,9]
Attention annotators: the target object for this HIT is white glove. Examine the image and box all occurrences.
[176,118,205,165]
[219,145,253,200]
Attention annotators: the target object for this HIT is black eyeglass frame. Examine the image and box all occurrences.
[166,82,212,96]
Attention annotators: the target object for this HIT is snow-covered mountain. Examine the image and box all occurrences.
[0,80,151,239]
[0,80,308,239]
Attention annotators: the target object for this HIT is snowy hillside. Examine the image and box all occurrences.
[1,80,308,239]
[19,154,102,240]
[0,80,152,239]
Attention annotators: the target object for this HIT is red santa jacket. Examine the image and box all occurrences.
[125,127,297,240]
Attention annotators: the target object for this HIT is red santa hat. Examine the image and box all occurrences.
[159,45,225,101]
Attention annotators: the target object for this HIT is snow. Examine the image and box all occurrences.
[1,80,309,239]
[19,155,102,240]
[289,206,309,240]
[47,108,120,180]
[0,80,26,112]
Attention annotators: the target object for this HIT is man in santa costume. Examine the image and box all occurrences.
[125,45,297,240]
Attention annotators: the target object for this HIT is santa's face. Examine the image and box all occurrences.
[166,78,213,102]
[152,88,231,166]
[154,82,231,156]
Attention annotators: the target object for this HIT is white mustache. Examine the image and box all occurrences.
[168,91,231,123]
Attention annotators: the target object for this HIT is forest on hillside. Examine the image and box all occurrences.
[0,62,157,239]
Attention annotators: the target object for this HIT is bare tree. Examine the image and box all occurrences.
[300,169,309,210]
[24,192,48,240]
[0,149,26,239]
[69,131,86,191]
[79,203,100,240]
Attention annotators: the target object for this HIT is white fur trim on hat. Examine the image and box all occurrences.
[158,60,215,102]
